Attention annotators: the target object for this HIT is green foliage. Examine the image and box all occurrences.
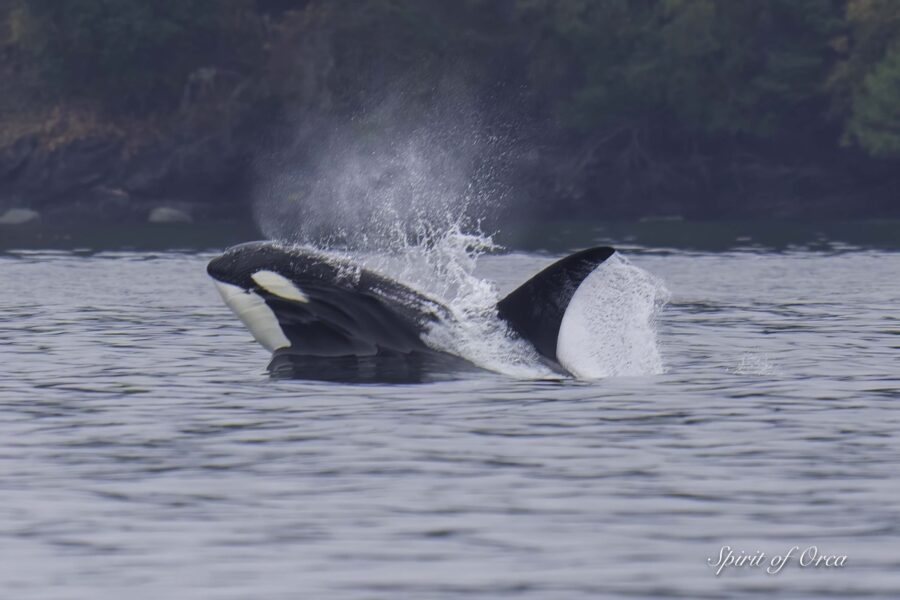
[829,0,900,113]
[829,0,900,155]
[518,0,842,140]
[846,43,900,156]
[6,0,900,161]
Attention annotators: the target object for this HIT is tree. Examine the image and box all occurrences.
[846,43,900,156]
[21,0,260,113]
[829,0,900,156]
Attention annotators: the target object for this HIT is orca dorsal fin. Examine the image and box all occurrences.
[496,247,616,362]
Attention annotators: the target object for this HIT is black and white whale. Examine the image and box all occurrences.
[207,241,615,381]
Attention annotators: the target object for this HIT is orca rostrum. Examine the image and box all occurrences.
[207,241,615,380]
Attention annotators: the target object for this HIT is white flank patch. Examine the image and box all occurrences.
[556,254,668,379]
[213,280,291,352]
[251,270,310,303]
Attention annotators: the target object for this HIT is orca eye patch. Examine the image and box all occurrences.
[251,270,310,303]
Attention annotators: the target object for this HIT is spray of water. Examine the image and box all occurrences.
[252,91,667,379]
[557,254,670,378]
[254,83,504,250]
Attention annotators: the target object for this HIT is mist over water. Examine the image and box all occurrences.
[252,91,669,378]
[253,84,505,250]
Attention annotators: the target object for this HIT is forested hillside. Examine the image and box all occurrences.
[2,0,899,222]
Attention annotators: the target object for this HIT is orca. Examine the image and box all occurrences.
[207,241,615,381]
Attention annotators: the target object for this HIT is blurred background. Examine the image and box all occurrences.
[1,0,899,244]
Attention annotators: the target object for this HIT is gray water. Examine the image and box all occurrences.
[1,237,899,598]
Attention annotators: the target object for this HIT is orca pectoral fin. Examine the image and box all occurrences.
[496,247,616,363]
[256,279,433,357]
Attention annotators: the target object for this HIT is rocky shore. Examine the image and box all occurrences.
[3,125,897,229]
[0,106,255,226]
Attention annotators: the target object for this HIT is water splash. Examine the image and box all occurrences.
[301,227,558,379]
[556,254,670,378]
[253,84,505,252]
[252,93,667,379]
[371,226,557,379]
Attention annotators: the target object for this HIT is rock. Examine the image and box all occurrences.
[88,186,134,220]
[0,208,40,225]
[94,186,130,202]
[148,206,193,224]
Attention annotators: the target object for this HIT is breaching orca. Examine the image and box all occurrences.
[207,241,615,381]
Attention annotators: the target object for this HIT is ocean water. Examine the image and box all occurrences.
[1,230,899,598]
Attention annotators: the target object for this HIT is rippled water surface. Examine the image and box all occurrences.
[2,238,899,598]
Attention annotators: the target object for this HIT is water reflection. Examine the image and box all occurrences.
[267,350,479,384]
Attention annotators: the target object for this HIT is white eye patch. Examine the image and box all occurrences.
[251,270,310,303]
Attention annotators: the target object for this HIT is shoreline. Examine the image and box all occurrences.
[3,217,898,253]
